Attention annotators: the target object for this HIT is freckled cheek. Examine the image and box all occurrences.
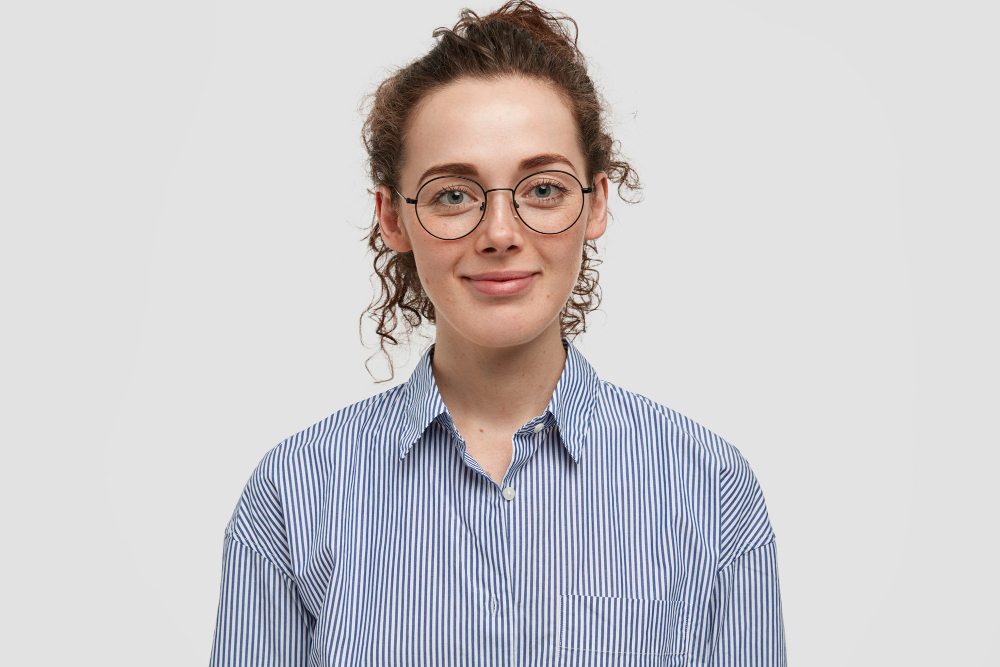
[412,251,441,286]
[419,275,447,304]
[544,253,584,298]
[535,272,575,307]
[412,254,461,305]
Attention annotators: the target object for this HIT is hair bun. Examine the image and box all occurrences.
[444,1,583,66]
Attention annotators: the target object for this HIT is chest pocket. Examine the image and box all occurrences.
[558,594,686,665]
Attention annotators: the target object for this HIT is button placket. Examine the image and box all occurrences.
[493,468,516,660]
[498,447,522,666]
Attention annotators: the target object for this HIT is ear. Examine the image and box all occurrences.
[584,172,609,241]
[375,184,413,253]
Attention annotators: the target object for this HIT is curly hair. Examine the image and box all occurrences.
[360,0,641,381]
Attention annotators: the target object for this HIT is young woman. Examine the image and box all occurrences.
[210,2,786,665]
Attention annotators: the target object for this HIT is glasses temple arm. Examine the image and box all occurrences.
[392,187,418,205]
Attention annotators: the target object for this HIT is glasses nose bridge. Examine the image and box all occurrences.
[480,186,520,220]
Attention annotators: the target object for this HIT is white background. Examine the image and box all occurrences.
[2,0,997,664]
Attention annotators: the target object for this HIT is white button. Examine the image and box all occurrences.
[502,486,516,501]
[533,422,544,433]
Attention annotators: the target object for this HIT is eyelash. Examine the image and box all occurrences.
[432,186,477,203]
[523,180,569,196]
[427,178,571,203]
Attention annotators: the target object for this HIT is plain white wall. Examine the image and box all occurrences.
[1,0,997,664]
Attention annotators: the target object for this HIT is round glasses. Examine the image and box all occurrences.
[394,170,595,240]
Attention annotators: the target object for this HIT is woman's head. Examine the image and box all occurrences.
[361,0,640,379]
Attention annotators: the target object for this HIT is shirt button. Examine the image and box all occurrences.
[502,486,516,501]
[533,422,544,433]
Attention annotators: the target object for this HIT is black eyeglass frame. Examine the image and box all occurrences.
[393,169,595,241]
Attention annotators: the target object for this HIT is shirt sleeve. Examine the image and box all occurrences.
[705,442,787,665]
[209,533,314,666]
[209,447,316,666]
[707,539,787,666]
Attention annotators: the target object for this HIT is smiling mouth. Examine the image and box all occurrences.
[464,272,539,296]
[465,270,538,281]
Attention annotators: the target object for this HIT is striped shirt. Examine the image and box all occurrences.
[210,337,786,666]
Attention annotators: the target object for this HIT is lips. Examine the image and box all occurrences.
[465,270,537,281]
[464,270,539,296]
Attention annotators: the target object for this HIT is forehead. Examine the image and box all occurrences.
[402,76,584,188]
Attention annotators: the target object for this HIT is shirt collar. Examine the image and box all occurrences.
[395,336,602,464]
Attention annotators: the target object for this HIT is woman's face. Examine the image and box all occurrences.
[376,76,608,351]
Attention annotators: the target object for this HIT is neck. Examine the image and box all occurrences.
[431,322,567,430]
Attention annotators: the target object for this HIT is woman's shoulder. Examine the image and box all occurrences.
[223,384,408,556]
[597,379,778,558]
[253,383,409,473]
[597,379,753,468]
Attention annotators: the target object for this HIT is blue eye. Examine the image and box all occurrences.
[522,180,567,201]
[438,190,470,205]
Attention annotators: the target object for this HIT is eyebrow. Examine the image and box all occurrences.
[415,153,579,189]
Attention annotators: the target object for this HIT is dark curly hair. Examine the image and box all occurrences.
[360,0,641,381]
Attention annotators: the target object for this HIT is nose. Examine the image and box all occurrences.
[476,188,523,253]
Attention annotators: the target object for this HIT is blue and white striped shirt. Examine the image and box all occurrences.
[210,337,786,665]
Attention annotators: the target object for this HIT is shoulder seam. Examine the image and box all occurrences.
[719,535,778,572]
[225,531,296,586]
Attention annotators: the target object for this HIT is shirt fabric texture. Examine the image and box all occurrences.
[210,337,787,666]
